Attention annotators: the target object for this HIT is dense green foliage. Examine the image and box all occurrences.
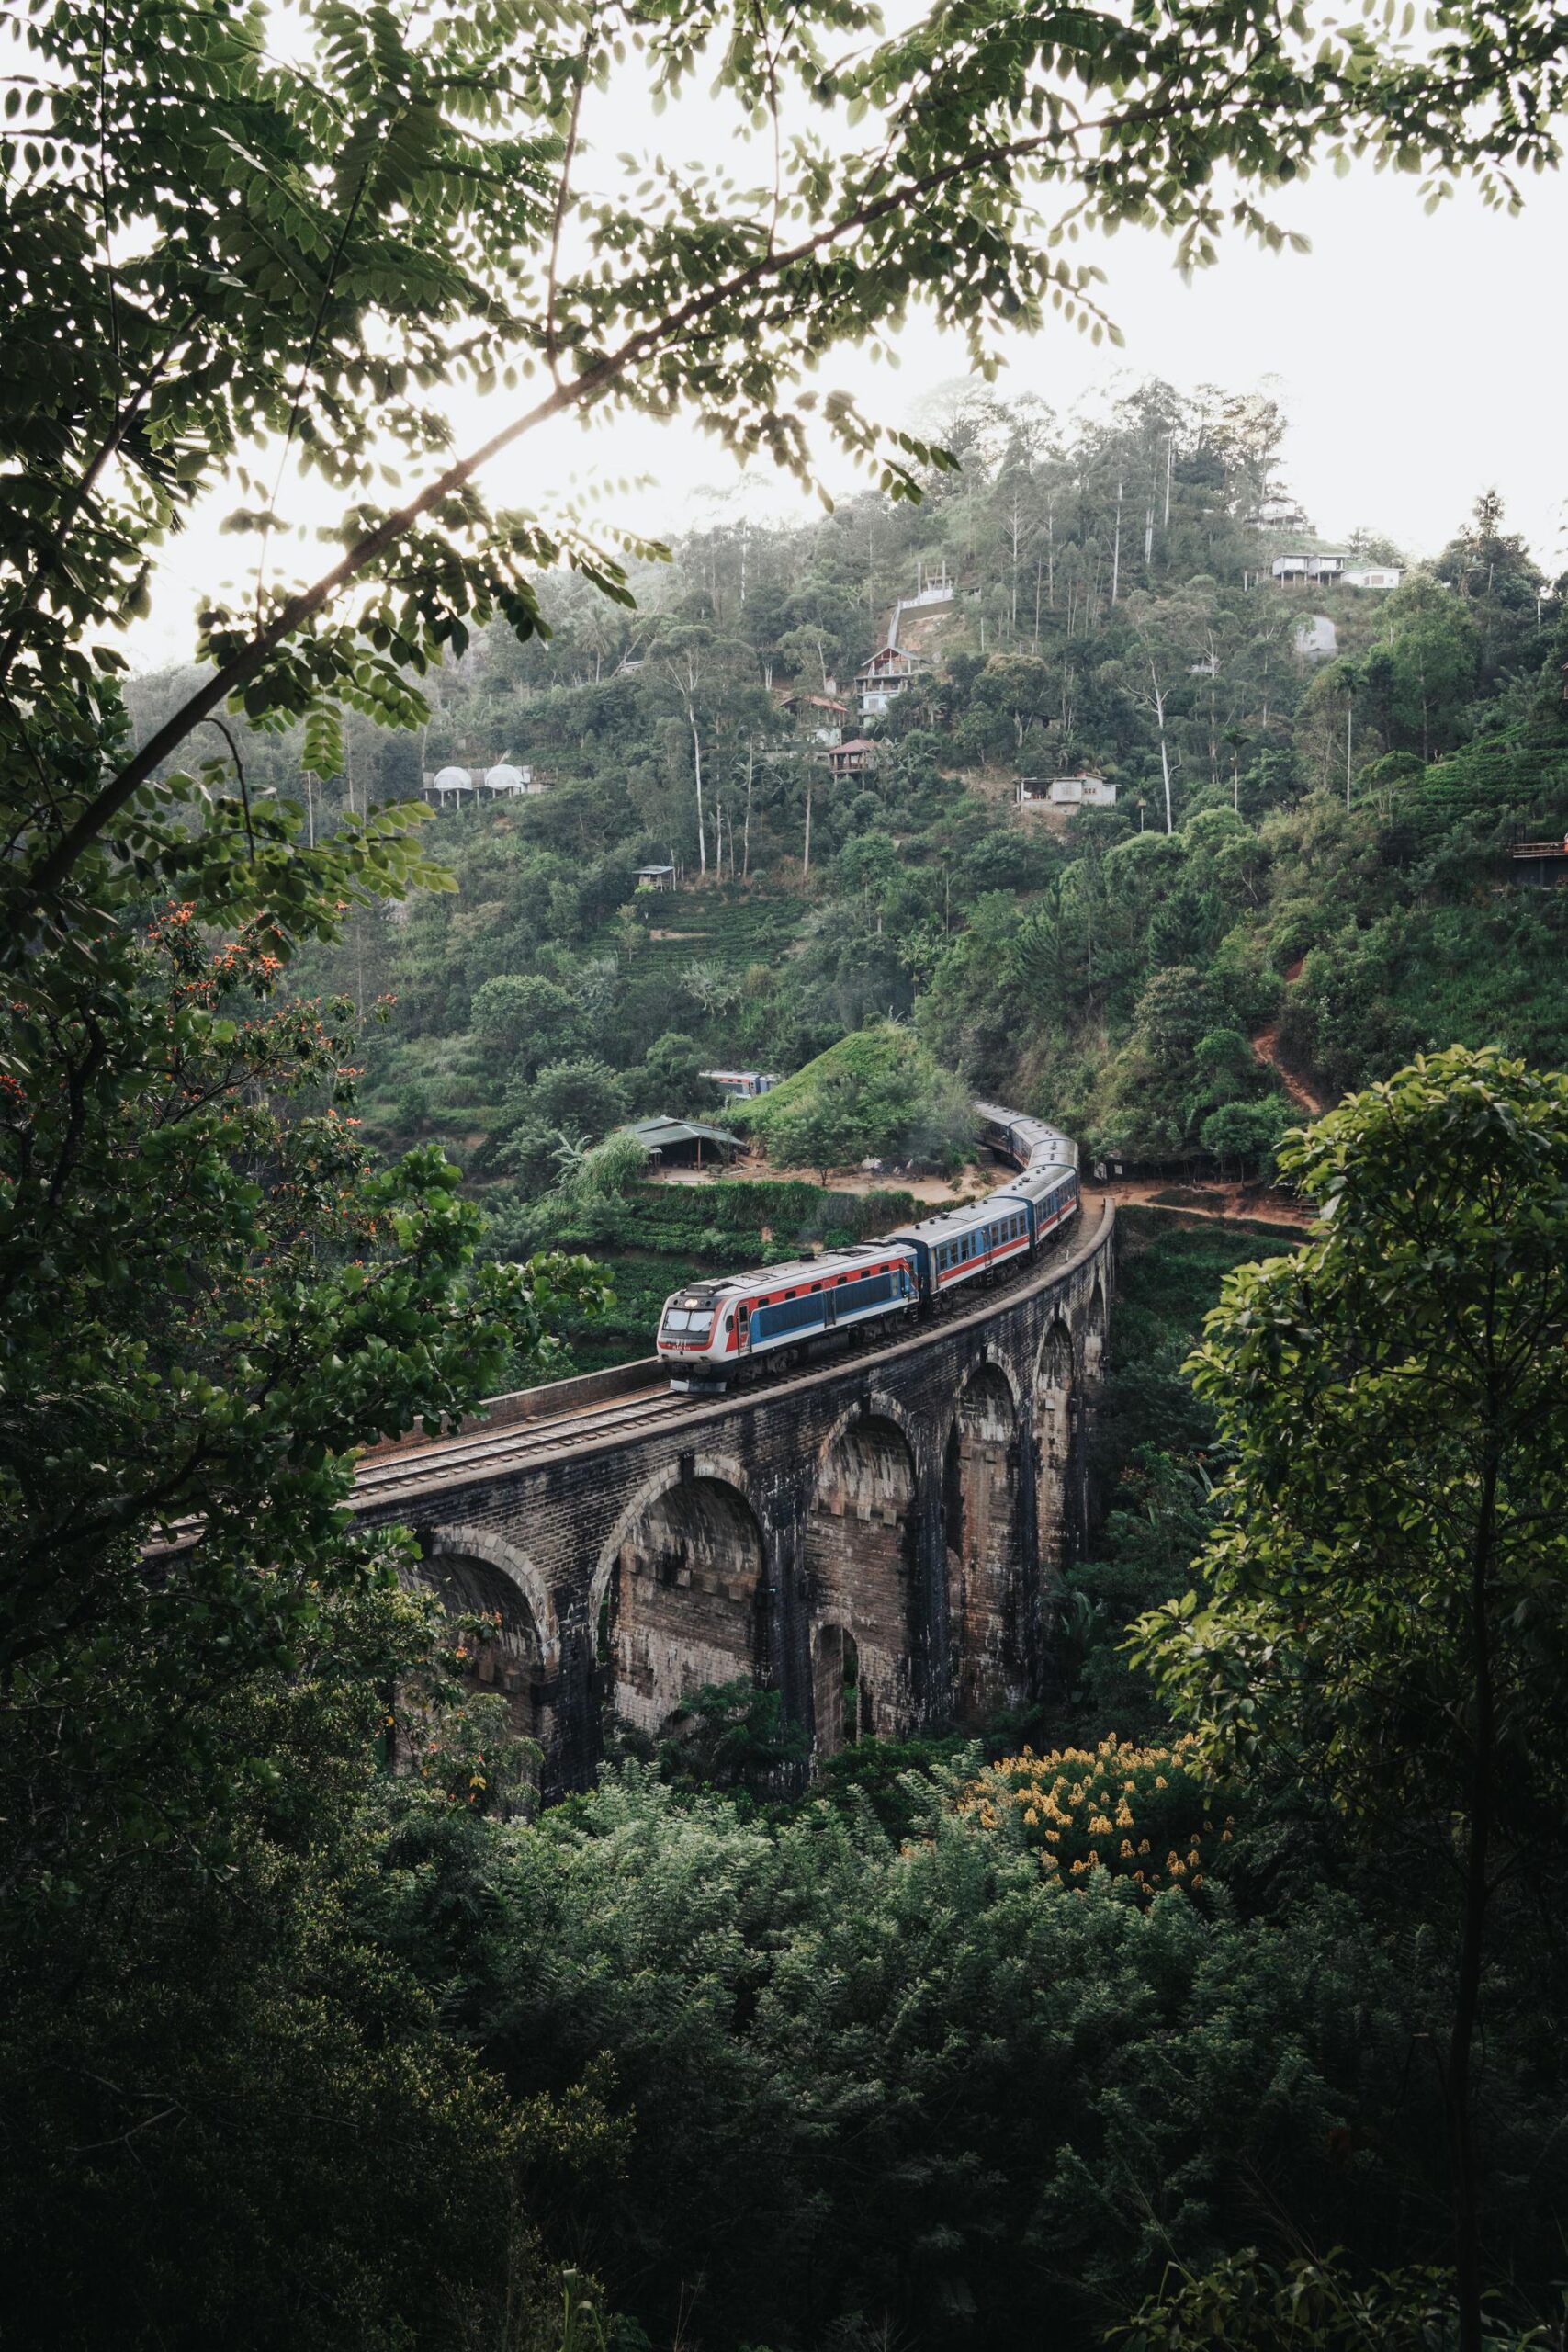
[6,1,1568,2344]
[354,1749,1564,2352]
[1064,1210,1290,1737]
[0,1577,592,2352]
[1135,1049,1568,2345]
[729,1022,976,1174]
[223,398,1567,1221]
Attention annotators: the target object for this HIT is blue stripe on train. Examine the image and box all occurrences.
[750,1269,899,1344]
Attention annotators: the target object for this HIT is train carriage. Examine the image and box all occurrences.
[888,1195,1034,1305]
[991,1162,1080,1250]
[658,1244,918,1384]
[656,1100,1084,1387]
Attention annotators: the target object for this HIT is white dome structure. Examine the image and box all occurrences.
[432,764,471,795]
[484,762,526,794]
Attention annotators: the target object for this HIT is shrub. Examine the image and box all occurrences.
[959,1735,1227,1895]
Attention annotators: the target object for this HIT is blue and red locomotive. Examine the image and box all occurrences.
[656,1103,1078,1388]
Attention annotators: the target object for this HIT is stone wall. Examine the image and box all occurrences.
[356,1198,1114,1795]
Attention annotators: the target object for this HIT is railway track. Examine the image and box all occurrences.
[354,1382,705,1505]
[353,1193,1109,1510]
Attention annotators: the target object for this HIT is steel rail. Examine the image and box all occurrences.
[353,1193,1110,1510]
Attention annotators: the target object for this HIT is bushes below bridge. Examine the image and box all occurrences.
[363,1757,1563,2352]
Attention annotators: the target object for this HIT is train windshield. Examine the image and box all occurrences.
[660,1293,715,1337]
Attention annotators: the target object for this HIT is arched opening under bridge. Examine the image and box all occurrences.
[603,1476,766,1738]
[805,1415,919,1756]
[413,1531,551,1754]
[942,1362,1025,1720]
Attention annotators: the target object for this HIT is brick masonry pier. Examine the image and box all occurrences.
[355,1194,1115,1795]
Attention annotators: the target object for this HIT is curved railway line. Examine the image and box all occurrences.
[353,1189,1108,1510]
[345,1101,1115,1788]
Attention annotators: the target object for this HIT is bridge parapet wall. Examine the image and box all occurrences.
[356,1198,1114,1795]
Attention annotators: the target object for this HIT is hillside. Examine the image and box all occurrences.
[729,1022,976,1174]
[236,383,1567,1207]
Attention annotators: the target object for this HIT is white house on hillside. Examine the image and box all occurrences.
[1019,774,1117,809]
[1273,552,1348,585]
[900,559,955,610]
[1273,553,1402,592]
[855,642,927,718]
[424,761,546,800]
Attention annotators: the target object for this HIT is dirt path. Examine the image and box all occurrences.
[1249,954,1327,1116]
[1106,1175,1311,1231]
[1249,1025,1326,1117]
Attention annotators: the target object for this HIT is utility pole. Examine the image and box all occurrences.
[741,741,754,881]
[1164,433,1174,528]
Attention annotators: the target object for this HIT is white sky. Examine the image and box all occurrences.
[133,141,1568,672]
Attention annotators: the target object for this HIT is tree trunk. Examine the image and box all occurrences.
[1149,661,1174,833]
[1447,1446,1499,2352]
[690,711,707,876]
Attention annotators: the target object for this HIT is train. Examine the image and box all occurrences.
[656,1104,1079,1388]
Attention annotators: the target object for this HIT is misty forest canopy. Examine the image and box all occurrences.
[231,386,1568,1204]
[5,0,1568,937]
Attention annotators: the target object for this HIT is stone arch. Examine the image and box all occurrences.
[1033,1316,1077,1574]
[805,1414,919,1756]
[942,1360,1025,1720]
[810,1391,924,1485]
[417,1522,558,1736]
[594,1468,766,1738]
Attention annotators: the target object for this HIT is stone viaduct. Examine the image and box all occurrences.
[355,1194,1114,1798]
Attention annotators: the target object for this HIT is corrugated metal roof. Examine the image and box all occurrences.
[628,1115,740,1150]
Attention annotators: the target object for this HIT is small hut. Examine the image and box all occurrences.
[629,1114,741,1171]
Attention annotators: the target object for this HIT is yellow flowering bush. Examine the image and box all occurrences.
[958,1734,1228,1897]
